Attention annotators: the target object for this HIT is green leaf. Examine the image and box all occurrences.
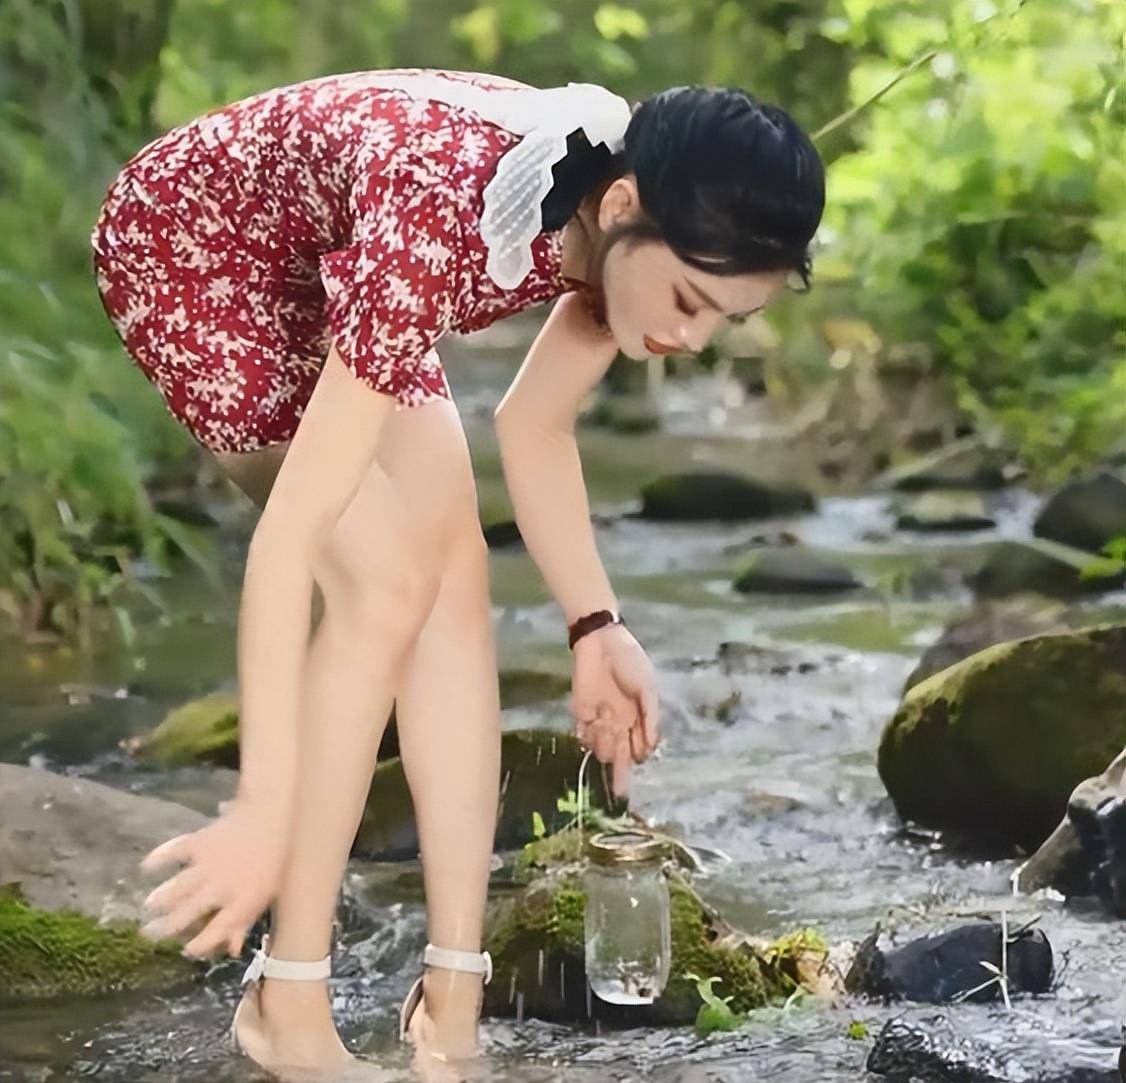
[593,4,648,41]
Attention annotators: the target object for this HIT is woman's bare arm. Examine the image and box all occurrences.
[492,292,623,624]
[142,342,397,956]
[234,341,398,805]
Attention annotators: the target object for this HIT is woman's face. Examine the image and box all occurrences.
[591,175,790,361]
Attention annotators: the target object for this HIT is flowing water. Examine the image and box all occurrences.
[2,323,1124,1081]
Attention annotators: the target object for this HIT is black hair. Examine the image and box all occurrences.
[541,84,825,298]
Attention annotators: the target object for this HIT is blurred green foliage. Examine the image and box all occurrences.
[0,0,1122,641]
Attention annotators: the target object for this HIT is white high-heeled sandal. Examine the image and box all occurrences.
[398,943,493,1045]
[229,932,334,1055]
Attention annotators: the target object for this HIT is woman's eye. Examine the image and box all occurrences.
[675,291,696,317]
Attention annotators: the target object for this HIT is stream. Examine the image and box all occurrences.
[2,319,1124,1081]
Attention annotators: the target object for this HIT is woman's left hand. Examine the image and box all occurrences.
[569,623,661,799]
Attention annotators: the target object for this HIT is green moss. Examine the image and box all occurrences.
[664,878,768,1012]
[878,625,1126,846]
[129,690,239,767]
[0,884,200,1000]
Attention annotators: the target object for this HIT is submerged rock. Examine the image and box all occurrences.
[895,492,996,532]
[904,598,1068,692]
[867,1018,1121,1082]
[867,1018,1017,1081]
[969,539,1126,599]
[733,548,862,594]
[1034,472,1126,554]
[878,626,1126,848]
[639,471,814,522]
[353,729,616,861]
[0,764,205,999]
[845,921,1052,1003]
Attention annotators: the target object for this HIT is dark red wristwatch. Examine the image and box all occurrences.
[568,609,626,649]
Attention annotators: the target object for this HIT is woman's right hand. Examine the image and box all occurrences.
[139,795,291,958]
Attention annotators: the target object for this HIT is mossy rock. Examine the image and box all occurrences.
[733,548,861,594]
[639,471,815,522]
[878,625,1126,848]
[0,884,199,1001]
[484,853,827,1027]
[968,539,1126,599]
[124,690,240,767]
[895,492,995,533]
[352,729,617,861]
[129,670,571,770]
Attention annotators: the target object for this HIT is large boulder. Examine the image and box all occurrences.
[878,626,1126,849]
[1033,471,1126,554]
[638,471,815,522]
[0,764,206,999]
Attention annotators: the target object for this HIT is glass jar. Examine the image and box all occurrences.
[582,829,672,1005]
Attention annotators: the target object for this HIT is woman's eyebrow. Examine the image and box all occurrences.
[683,276,762,318]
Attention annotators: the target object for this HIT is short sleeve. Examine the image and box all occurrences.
[318,156,463,408]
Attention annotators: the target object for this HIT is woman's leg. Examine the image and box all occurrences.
[393,449,502,1060]
[211,401,484,1068]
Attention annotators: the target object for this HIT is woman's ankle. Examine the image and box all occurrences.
[421,970,483,1053]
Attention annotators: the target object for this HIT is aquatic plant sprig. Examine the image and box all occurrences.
[951,909,1012,1009]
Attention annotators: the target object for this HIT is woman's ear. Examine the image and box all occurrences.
[597,175,641,232]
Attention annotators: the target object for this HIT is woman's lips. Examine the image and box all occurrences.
[643,334,678,355]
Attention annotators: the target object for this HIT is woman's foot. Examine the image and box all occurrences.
[404,970,489,1081]
[234,977,355,1078]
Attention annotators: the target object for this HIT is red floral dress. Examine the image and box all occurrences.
[90,69,580,453]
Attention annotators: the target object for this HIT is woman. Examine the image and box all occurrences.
[90,67,824,1077]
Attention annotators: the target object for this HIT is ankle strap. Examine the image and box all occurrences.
[241,934,332,985]
[423,943,493,985]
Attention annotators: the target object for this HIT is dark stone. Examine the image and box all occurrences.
[1034,472,1126,554]
[969,540,1126,599]
[352,729,618,861]
[846,921,1052,1004]
[733,549,861,594]
[483,519,523,549]
[866,1018,1014,1081]
[904,598,1067,692]
[639,471,815,522]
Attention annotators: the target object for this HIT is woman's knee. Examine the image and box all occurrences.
[312,526,440,649]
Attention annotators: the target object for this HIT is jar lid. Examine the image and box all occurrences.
[585,829,672,867]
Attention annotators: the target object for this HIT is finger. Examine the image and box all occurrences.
[611,736,632,799]
[143,866,204,914]
[630,721,646,764]
[142,889,216,940]
[640,684,660,751]
[140,833,195,874]
[227,925,249,958]
[183,911,242,959]
[592,725,615,764]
